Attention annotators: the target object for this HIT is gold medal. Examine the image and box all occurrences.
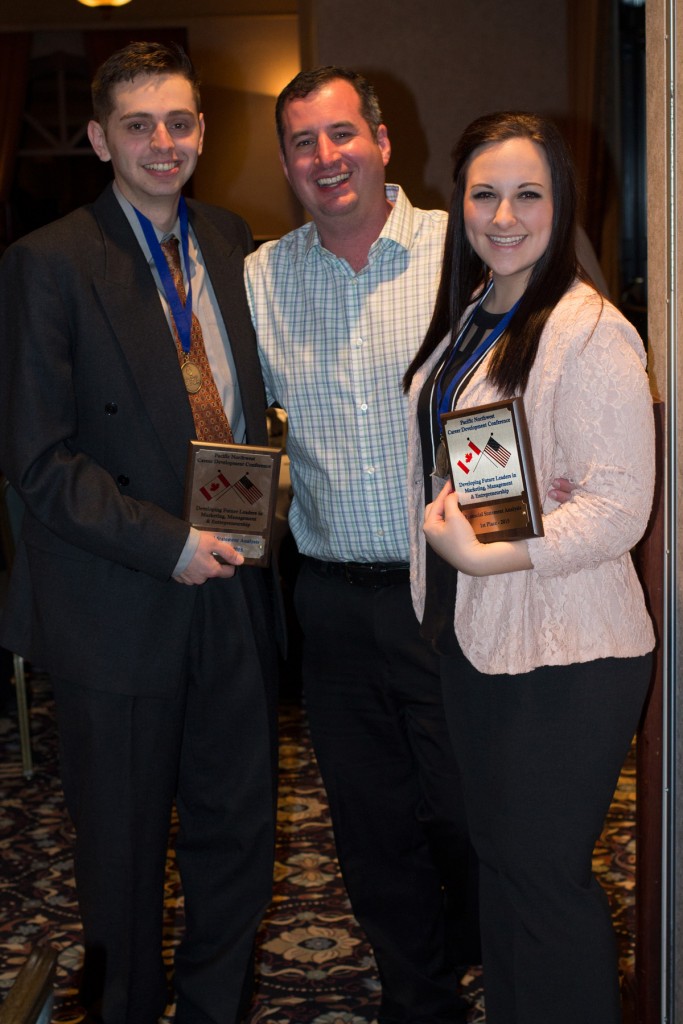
[181,359,202,394]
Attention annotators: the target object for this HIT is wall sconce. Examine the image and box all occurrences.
[77,0,133,6]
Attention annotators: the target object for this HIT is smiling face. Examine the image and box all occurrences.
[87,72,205,230]
[463,136,554,309]
[278,77,391,242]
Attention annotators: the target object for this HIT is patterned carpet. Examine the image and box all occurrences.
[0,672,637,1023]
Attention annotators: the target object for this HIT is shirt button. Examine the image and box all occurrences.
[360,403,368,412]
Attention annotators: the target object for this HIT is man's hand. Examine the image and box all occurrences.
[173,531,244,586]
[548,477,575,503]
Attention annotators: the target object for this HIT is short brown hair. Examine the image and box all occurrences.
[275,66,383,151]
[91,41,201,125]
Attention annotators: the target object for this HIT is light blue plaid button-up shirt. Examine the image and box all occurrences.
[245,185,447,562]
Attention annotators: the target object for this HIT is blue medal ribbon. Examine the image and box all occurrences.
[134,196,194,355]
[435,280,520,422]
[429,282,520,474]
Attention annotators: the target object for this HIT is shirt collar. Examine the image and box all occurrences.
[374,183,415,252]
[112,182,181,263]
[303,183,416,261]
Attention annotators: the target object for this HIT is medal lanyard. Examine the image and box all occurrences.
[435,281,520,419]
[429,282,520,462]
[134,196,193,355]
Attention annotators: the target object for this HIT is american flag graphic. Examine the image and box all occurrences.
[483,436,511,468]
[234,475,262,505]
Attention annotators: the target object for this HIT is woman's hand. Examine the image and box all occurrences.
[424,481,481,570]
[423,481,533,577]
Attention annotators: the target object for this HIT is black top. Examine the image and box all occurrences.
[416,305,505,653]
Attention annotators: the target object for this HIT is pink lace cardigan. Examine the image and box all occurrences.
[407,281,656,675]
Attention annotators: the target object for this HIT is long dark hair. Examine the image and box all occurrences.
[404,111,589,395]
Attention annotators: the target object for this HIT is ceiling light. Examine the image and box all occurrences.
[77,0,133,6]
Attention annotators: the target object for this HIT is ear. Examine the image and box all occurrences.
[87,120,111,163]
[376,124,391,168]
[197,112,206,156]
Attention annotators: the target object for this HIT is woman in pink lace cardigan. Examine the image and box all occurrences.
[403,112,654,1024]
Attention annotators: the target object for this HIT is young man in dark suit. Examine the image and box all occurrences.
[0,42,278,1024]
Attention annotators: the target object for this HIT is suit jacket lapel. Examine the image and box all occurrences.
[90,187,195,486]
[87,187,267,485]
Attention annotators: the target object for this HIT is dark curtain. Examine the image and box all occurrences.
[0,32,31,248]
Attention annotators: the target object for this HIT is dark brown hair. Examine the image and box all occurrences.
[404,111,591,395]
[91,41,200,125]
[275,66,383,150]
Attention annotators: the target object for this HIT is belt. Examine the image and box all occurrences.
[305,556,410,588]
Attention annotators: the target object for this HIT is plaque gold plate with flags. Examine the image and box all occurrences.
[184,441,282,566]
[440,397,544,543]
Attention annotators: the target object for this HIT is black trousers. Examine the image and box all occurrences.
[53,570,278,1024]
[295,560,478,1024]
[440,648,652,1024]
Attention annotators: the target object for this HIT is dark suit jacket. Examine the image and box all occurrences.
[0,184,273,695]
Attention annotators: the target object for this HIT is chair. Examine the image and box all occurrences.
[0,945,57,1024]
[0,476,31,778]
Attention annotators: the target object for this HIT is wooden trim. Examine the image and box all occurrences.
[623,398,665,1024]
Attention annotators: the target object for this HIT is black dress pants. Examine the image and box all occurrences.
[295,560,478,1024]
[53,570,278,1024]
[440,648,652,1024]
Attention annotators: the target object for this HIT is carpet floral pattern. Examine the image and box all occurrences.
[0,675,637,1022]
